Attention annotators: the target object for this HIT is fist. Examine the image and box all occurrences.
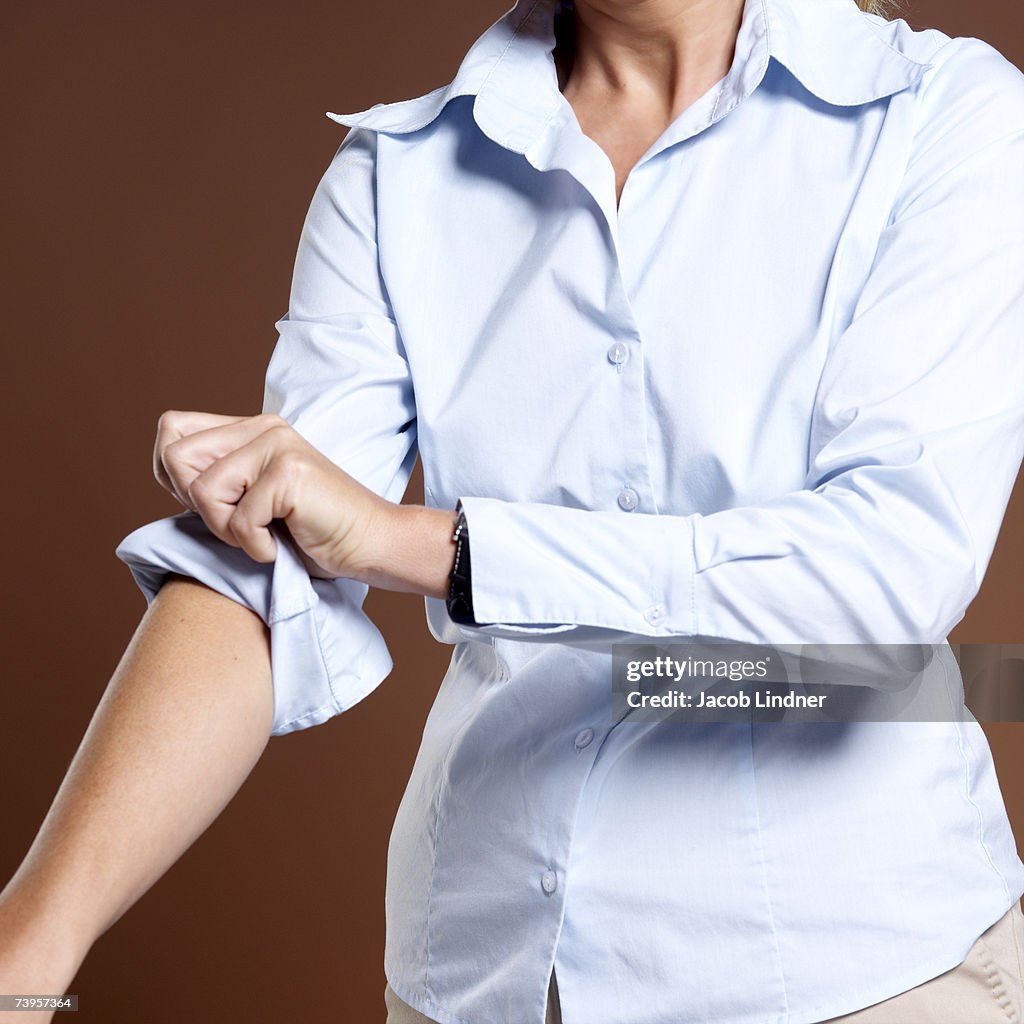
[153,409,393,580]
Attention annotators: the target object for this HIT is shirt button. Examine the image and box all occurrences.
[617,486,639,512]
[607,342,629,366]
[645,603,665,627]
[541,869,558,895]
[574,728,594,750]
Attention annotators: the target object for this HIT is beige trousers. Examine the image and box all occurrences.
[383,901,1024,1024]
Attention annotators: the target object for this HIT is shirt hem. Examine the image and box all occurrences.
[784,886,1024,1024]
[383,884,1024,1024]
[384,964,472,1024]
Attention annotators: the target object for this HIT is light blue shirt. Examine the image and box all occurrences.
[115,0,1024,1019]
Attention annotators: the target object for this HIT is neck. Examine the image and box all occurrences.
[556,0,746,117]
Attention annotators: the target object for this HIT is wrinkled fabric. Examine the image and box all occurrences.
[115,0,1024,1020]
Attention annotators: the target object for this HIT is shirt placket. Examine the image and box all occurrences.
[524,116,660,536]
[518,83,757,625]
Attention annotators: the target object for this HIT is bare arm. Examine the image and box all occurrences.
[0,574,275,1017]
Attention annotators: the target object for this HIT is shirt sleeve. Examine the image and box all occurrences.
[453,38,1024,650]
[115,126,418,736]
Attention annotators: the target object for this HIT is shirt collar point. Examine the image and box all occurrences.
[325,84,459,135]
[766,0,935,107]
[323,0,536,135]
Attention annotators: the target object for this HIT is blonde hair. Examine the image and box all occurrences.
[855,0,901,17]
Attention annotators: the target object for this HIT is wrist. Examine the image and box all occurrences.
[354,503,457,599]
[0,888,90,996]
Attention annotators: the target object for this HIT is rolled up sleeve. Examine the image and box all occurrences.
[454,40,1024,650]
[115,125,418,736]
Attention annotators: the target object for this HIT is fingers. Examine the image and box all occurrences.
[153,411,248,508]
[220,471,283,565]
[156,412,288,512]
[186,426,301,562]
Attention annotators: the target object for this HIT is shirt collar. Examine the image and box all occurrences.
[326,0,934,143]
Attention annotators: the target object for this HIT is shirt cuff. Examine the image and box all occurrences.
[454,495,698,641]
[114,510,394,735]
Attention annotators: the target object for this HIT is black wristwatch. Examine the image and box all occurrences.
[446,499,478,626]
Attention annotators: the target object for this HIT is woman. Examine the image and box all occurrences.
[3,0,1024,1021]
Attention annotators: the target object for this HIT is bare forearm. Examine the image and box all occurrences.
[0,574,274,987]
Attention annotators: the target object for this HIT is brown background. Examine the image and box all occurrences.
[2,1,1022,1020]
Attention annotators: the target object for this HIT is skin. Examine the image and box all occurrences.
[0,575,275,1023]
[557,0,745,207]
[0,1,745,1017]
[147,409,457,598]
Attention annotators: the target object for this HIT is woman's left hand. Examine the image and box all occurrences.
[153,409,394,582]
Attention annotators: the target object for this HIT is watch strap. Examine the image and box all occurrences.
[446,499,478,626]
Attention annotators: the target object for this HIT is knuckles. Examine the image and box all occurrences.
[154,410,312,516]
[156,409,186,434]
[187,474,214,501]
[265,449,316,492]
[263,421,300,449]
[160,437,189,472]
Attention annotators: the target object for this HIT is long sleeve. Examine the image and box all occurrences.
[115,126,418,736]
[454,43,1024,650]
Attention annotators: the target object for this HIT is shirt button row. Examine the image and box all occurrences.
[607,341,629,367]
[541,869,558,895]
[617,486,639,512]
[574,727,594,750]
